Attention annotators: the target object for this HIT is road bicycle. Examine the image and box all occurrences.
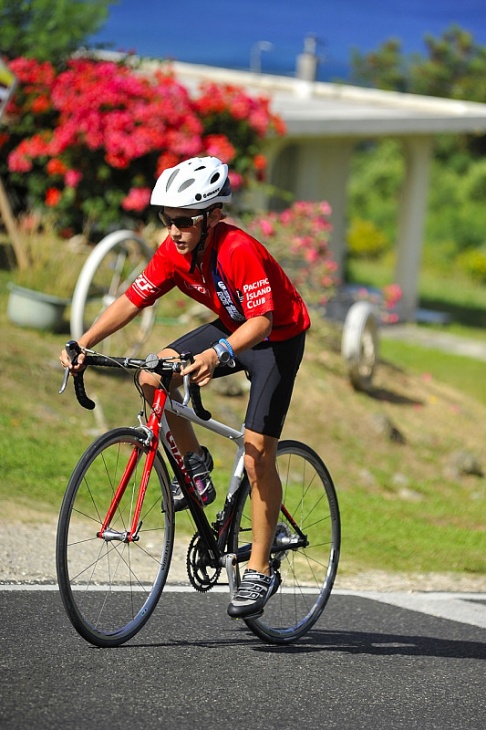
[56,341,341,648]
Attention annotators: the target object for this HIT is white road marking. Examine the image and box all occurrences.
[336,590,486,629]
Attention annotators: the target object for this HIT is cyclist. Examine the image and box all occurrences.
[60,156,310,620]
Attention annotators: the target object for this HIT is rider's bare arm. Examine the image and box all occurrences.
[222,313,273,356]
[60,294,141,370]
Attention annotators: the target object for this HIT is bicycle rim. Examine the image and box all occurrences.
[70,232,156,357]
[56,428,174,647]
[229,440,340,644]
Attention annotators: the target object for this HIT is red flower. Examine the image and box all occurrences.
[31,95,51,114]
[46,158,68,176]
[45,188,62,207]
[204,134,236,163]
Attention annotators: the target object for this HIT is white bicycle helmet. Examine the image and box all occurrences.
[151,156,232,210]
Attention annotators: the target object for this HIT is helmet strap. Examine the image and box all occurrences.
[189,211,210,274]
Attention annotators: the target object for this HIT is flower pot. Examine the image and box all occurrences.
[7,283,70,331]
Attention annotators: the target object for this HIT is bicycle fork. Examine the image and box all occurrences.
[97,390,167,544]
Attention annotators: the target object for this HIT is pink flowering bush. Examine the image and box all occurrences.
[1,57,285,236]
[246,201,339,309]
[246,201,402,320]
[340,282,402,324]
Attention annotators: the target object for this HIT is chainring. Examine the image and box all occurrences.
[186,532,221,592]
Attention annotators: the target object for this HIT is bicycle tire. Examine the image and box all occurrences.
[56,427,174,647]
[228,440,340,644]
[70,230,156,357]
[341,300,379,391]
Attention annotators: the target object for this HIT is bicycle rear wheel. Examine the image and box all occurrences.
[229,440,340,644]
[56,427,174,647]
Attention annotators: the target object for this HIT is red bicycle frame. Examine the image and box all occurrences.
[97,386,168,542]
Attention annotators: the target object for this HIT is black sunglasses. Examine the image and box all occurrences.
[158,211,205,229]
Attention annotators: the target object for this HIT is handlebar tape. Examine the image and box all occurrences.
[64,340,96,410]
[73,371,96,411]
[189,383,212,422]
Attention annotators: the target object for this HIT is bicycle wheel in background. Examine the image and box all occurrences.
[341,300,379,391]
[70,230,157,357]
[229,439,340,644]
[56,427,174,648]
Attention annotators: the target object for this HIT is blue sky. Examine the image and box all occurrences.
[90,0,486,80]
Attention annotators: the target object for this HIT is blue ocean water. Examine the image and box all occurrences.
[90,0,486,81]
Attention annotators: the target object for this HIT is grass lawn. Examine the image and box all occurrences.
[1,264,485,581]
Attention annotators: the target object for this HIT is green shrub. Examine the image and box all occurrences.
[456,247,486,282]
[463,159,486,202]
[347,218,389,259]
[348,140,404,245]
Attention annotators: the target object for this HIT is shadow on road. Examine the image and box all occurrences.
[249,628,486,659]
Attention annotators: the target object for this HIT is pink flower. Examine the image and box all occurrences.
[64,169,83,188]
[259,219,275,237]
[228,171,244,190]
[121,187,151,212]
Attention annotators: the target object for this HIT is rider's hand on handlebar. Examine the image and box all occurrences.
[181,349,218,388]
[60,346,86,374]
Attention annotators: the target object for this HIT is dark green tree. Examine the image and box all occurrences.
[410,25,486,102]
[350,25,486,103]
[350,38,409,92]
[350,25,486,158]
[0,0,117,64]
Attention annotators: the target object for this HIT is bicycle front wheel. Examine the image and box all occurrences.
[56,428,174,647]
[229,440,340,644]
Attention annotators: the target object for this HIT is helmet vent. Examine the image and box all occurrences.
[210,172,221,184]
[178,178,195,192]
[166,169,179,191]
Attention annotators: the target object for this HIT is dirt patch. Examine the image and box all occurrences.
[3,519,485,593]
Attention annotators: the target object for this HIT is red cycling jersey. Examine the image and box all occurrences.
[125,221,310,341]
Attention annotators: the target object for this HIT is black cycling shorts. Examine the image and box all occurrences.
[168,319,306,438]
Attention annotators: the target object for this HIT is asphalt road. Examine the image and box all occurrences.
[1,588,485,730]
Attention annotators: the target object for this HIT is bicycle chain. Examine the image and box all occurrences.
[186,533,221,592]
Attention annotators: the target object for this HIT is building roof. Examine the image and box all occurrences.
[168,61,486,138]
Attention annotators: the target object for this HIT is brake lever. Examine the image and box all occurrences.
[59,340,82,395]
[182,373,191,406]
[178,352,194,406]
[59,367,70,395]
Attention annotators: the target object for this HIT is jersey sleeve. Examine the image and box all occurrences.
[125,244,175,308]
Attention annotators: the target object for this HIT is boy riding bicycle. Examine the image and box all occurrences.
[60,156,310,619]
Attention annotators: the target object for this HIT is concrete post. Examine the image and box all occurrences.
[394,136,433,321]
[286,139,354,276]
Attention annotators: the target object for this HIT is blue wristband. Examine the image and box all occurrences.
[219,338,234,359]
